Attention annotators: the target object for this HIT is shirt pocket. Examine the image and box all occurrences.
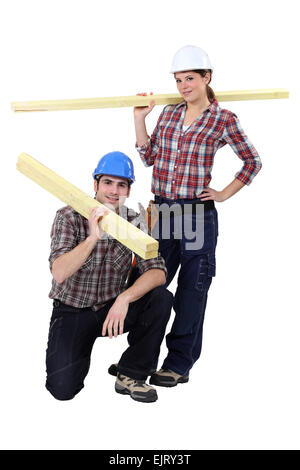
[80,255,94,271]
[160,122,181,142]
[107,241,132,274]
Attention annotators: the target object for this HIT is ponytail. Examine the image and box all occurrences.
[207,85,216,103]
[194,69,215,103]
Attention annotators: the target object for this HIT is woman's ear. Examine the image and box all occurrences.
[204,71,211,85]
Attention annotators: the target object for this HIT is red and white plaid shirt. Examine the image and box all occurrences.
[48,206,167,310]
[137,100,262,199]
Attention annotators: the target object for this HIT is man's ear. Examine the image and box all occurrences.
[94,179,98,193]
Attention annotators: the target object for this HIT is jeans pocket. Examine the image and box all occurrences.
[46,316,63,358]
[207,253,216,277]
[195,253,216,293]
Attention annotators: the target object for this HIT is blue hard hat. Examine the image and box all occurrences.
[92,151,135,183]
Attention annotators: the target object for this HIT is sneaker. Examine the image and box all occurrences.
[108,363,156,377]
[115,373,158,403]
[150,368,189,387]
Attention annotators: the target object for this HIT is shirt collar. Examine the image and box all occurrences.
[175,99,219,114]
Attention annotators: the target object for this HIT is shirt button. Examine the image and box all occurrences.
[177,149,180,152]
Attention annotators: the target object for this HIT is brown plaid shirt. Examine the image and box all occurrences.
[48,205,167,310]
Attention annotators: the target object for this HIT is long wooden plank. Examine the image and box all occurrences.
[16,153,158,259]
[11,89,289,112]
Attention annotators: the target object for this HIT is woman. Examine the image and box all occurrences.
[134,45,262,387]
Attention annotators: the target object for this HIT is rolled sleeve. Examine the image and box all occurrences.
[48,211,77,270]
[222,113,262,185]
[135,253,167,277]
[136,140,150,153]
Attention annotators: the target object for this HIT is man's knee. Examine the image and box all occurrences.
[45,358,89,400]
[148,286,173,323]
[45,374,83,401]
[151,286,173,307]
[46,382,78,401]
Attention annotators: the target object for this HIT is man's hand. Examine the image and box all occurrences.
[88,206,110,241]
[102,296,129,338]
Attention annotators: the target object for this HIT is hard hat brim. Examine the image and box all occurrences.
[93,172,134,183]
[170,66,213,73]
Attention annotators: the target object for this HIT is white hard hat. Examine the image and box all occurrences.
[170,45,213,73]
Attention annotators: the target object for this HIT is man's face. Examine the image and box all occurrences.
[94,174,131,210]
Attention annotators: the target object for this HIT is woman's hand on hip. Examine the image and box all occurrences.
[199,188,226,202]
[200,179,245,202]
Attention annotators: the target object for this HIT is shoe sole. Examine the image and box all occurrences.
[115,383,158,403]
[149,376,189,387]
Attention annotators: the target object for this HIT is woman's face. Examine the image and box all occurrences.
[175,70,210,103]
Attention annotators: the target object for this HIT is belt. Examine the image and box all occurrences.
[53,299,91,312]
[154,196,215,212]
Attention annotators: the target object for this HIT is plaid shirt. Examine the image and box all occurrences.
[48,205,167,310]
[137,100,262,199]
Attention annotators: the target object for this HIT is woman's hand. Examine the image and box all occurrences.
[133,92,155,120]
[200,180,245,203]
[199,187,226,202]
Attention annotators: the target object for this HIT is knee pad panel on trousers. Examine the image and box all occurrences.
[46,357,90,401]
[172,287,206,335]
[177,252,216,292]
[172,253,215,336]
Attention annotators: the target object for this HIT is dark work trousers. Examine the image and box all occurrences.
[153,196,218,377]
[45,286,173,401]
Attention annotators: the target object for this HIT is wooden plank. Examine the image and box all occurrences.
[11,88,289,112]
[213,88,289,102]
[16,152,158,259]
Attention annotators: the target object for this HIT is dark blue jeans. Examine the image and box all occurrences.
[153,196,218,376]
[45,286,173,400]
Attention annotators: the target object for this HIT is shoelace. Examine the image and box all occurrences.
[122,376,147,389]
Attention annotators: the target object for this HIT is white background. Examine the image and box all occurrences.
[1,0,299,450]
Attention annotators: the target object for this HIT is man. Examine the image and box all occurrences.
[46,151,172,403]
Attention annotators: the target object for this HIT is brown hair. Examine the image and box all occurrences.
[94,174,131,188]
[194,69,215,103]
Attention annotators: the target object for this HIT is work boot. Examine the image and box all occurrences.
[108,363,156,377]
[115,373,158,403]
[150,368,189,387]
